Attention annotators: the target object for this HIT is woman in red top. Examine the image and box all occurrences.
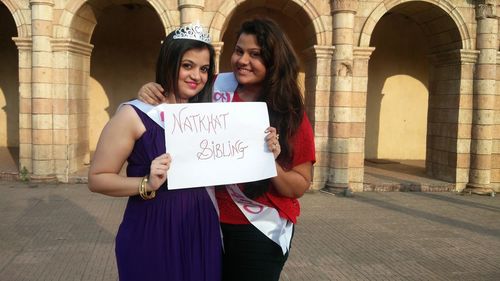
[138,18,315,281]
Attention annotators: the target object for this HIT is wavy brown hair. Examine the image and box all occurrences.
[237,18,305,198]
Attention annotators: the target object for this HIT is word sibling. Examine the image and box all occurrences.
[197,139,248,160]
[171,107,229,135]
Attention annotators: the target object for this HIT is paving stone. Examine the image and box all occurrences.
[0,181,499,281]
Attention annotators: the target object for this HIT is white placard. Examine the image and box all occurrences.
[156,102,277,189]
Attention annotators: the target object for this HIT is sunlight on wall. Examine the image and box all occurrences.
[88,78,110,151]
[366,11,429,160]
[378,75,428,159]
[0,90,6,146]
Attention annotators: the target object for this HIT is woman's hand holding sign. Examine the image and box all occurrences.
[148,153,171,190]
[265,127,280,160]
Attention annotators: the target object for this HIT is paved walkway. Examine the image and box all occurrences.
[0,180,499,281]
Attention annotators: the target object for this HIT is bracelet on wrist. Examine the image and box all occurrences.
[139,176,156,200]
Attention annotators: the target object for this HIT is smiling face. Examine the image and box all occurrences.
[176,47,211,103]
[230,33,267,90]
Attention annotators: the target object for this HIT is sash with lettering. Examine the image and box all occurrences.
[120,100,219,216]
[213,73,293,255]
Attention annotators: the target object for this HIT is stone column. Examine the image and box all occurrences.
[52,39,94,182]
[456,50,479,189]
[12,37,33,176]
[212,41,224,73]
[351,47,375,192]
[466,0,497,195]
[303,45,335,190]
[325,0,357,195]
[178,0,204,25]
[30,0,55,180]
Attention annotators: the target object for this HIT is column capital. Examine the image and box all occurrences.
[476,0,497,20]
[353,47,375,61]
[428,49,479,65]
[178,0,204,9]
[459,49,481,64]
[211,41,224,53]
[13,37,33,50]
[52,39,94,56]
[332,0,358,14]
[29,0,54,6]
[303,45,335,59]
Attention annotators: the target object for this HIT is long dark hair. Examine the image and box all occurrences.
[156,31,215,103]
[238,18,305,199]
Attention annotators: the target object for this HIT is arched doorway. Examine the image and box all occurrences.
[367,12,429,160]
[0,3,19,176]
[63,1,165,177]
[88,3,165,152]
[365,2,464,190]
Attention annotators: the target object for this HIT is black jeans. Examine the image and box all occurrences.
[221,223,291,281]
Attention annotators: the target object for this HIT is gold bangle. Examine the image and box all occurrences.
[143,176,156,199]
[139,176,156,200]
[146,177,156,199]
[139,176,146,199]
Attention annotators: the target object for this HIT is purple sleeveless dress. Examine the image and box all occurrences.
[115,105,222,281]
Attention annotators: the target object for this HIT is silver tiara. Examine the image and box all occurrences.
[173,22,211,44]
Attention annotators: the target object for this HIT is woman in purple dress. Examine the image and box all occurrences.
[88,22,221,281]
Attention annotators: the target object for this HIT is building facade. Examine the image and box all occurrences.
[0,0,499,193]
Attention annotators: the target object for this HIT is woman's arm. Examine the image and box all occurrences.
[271,162,312,198]
[138,82,165,105]
[264,126,312,198]
[88,105,150,197]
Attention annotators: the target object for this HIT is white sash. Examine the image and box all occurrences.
[213,74,293,255]
[122,99,163,127]
[120,100,219,215]
[226,184,293,255]
[213,73,238,102]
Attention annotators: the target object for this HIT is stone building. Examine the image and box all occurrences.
[0,0,499,194]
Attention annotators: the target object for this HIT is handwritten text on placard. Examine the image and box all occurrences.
[156,102,277,189]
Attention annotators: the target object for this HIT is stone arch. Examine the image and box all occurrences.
[362,0,475,188]
[0,0,30,38]
[359,0,472,50]
[208,0,330,46]
[52,0,169,179]
[55,0,175,41]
